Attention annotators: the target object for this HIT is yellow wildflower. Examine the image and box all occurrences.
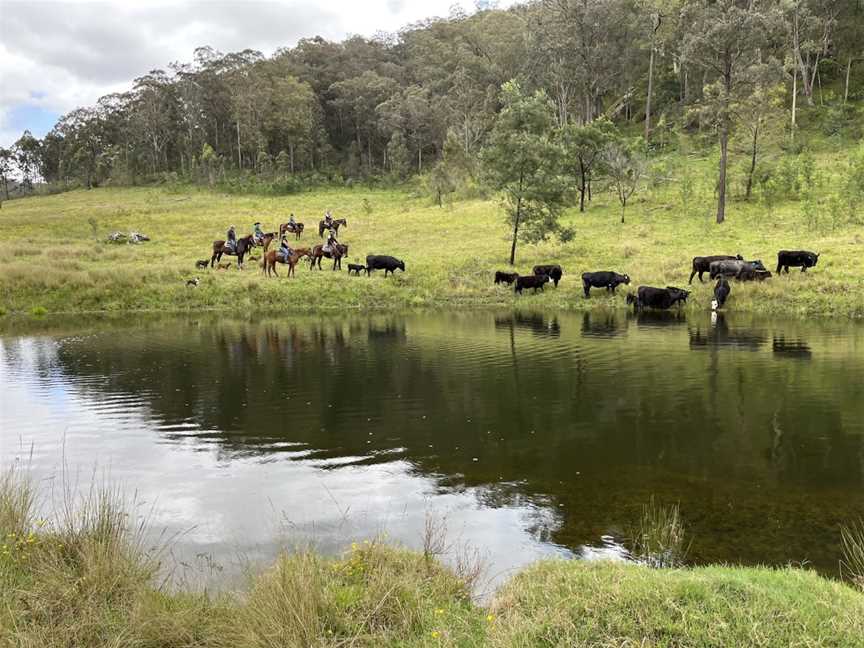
[431,630,440,638]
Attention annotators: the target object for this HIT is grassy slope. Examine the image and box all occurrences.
[1,137,862,319]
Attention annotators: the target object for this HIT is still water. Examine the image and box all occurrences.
[1,311,862,587]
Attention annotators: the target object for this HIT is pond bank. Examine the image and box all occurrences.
[3,486,863,647]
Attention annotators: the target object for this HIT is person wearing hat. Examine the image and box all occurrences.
[323,210,333,228]
[278,236,294,262]
[253,221,264,245]
[226,224,237,253]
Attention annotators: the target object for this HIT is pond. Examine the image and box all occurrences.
[1,311,862,588]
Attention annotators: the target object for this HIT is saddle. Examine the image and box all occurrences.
[225,241,236,254]
[277,249,292,263]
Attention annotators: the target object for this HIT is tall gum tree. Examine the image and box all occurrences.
[682,0,780,224]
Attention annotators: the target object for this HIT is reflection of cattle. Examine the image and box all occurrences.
[580,312,626,337]
[688,315,767,350]
[494,271,519,285]
[495,312,561,337]
[777,250,820,274]
[709,259,767,280]
[532,264,563,287]
[515,274,550,294]
[630,309,687,327]
[627,286,689,311]
[581,271,630,298]
[690,255,742,283]
[772,335,812,359]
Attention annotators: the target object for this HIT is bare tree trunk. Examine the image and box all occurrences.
[645,45,655,141]
[509,196,521,265]
[745,124,758,201]
[578,161,587,212]
[236,122,241,169]
[289,143,295,174]
[791,60,798,139]
[845,57,853,104]
[717,125,728,224]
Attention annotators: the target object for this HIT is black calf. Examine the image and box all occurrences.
[712,277,730,310]
[581,271,630,298]
[515,274,550,294]
[494,271,518,285]
[348,263,366,276]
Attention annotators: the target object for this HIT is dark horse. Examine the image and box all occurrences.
[318,218,347,238]
[279,221,305,240]
[211,234,255,269]
[310,243,348,270]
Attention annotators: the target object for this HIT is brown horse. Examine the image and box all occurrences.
[318,218,347,238]
[279,222,305,240]
[211,235,255,268]
[252,232,277,252]
[262,247,311,278]
[310,243,348,271]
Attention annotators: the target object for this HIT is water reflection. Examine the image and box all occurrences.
[1,311,863,584]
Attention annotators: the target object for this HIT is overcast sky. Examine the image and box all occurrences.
[0,0,503,148]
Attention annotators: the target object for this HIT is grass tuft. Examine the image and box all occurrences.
[627,497,690,568]
[841,519,864,591]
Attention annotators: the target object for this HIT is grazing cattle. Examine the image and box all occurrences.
[777,250,820,274]
[366,255,405,277]
[689,255,743,284]
[532,264,563,287]
[348,263,366,276]
[494,271,519,285]
[738,268,772,282]
[709,259,767,280]
[581,271,631,298]
[629,286,690,311]
[712,277,730,311]
[515,274,550,294]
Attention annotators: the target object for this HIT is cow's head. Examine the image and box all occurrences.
[397,259,405,271]
[621,274,631,285]
[749,259,767,271]
[625,293,637,305]
[736,254,743,260]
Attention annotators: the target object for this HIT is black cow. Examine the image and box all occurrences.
[709,259,767,280]
[515,274,550,294]
[712,277,730,311]
[777,250,820,274]
[532,264,563,287]
[581,271,631,298]
[738,268,772,282]
[689,255,742,284]
[628,286,690,311]
[365,255,405,277]
[494,271,519,285]
[347,263,366,276]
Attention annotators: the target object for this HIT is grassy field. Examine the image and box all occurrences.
[0,138,862,319]
[2,470,863,647]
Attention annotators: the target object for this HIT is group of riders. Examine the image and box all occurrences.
[224,210,340,262]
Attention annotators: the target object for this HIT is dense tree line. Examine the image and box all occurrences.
[2,0,862,230]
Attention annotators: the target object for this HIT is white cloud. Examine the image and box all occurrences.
[0,0,490,146]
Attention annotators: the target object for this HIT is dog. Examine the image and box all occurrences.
[186,278,200,287]
[195,259,209,269]
[216,262,232,270]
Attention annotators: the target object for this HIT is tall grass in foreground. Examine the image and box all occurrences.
[2,468,863,647]
[841,519,864,591]
[627,498,690,568]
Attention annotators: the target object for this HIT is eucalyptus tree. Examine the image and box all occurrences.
[482,82,567,265]
[558,117,619,212]
[681,0,781,223]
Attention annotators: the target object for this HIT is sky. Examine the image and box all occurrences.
[0,0,504,148]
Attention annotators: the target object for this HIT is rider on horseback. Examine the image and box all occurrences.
[278,237,293,262]
[288,213,296,229]
[253,222,264,245]
[323,210,333,228]
[226,225,237,253]
[323,230,338,254]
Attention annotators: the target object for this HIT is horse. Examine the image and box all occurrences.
[279,221,305,240]
[318,218,347,238]
[211,234,255,269]
[250,231,277,252]
[262,247,311,278]
[310,243,348,271]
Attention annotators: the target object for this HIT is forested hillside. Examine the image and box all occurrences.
[2,1,860,199]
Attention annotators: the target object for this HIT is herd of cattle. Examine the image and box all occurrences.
[495,249,821,311]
